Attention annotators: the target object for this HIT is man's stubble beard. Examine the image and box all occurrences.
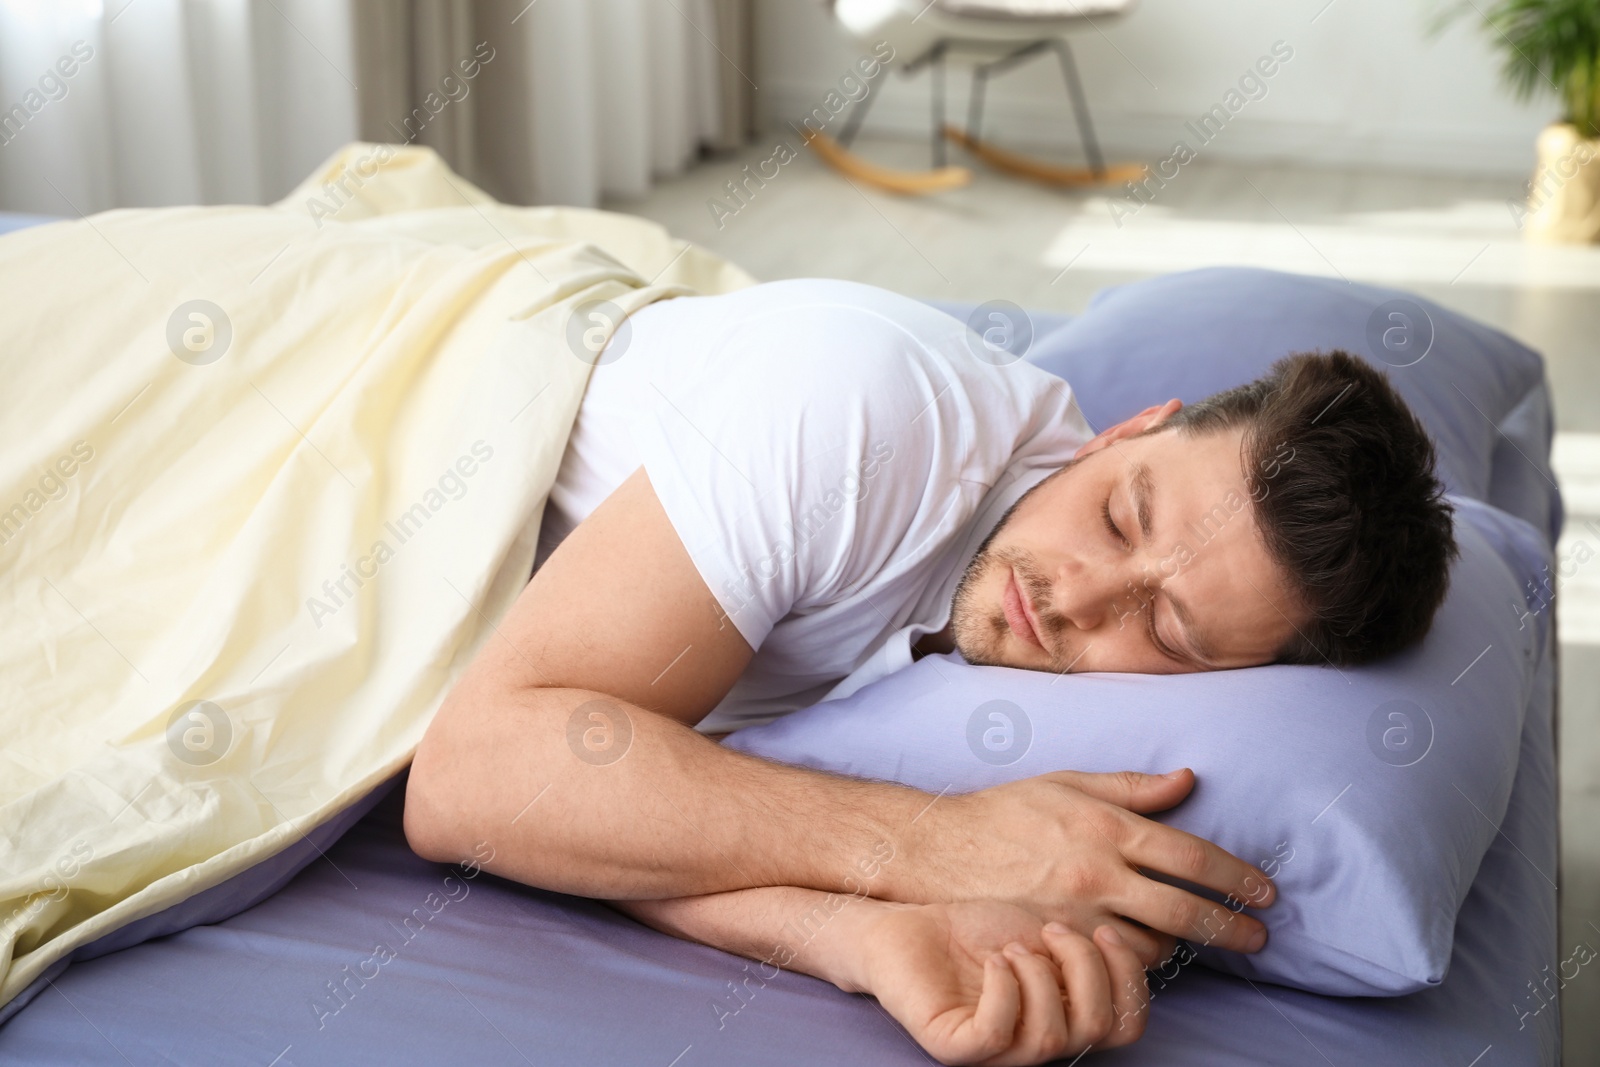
[947,460,1080,672]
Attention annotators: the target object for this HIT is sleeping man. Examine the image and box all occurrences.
[404,278,1456,1065]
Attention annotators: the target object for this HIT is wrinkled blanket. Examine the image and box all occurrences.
[0,142,754,1009]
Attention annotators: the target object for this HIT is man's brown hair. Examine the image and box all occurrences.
[1164,350,1458,666]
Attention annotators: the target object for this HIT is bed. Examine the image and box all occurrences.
[0,208,1562,1065]
[0,697,1560,1066]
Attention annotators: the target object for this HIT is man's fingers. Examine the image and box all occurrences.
[1043,768,1195,814]
[964,953,1021,1063]
[1002,943,1073,1063]
[1119,818,1276,911]
[1094,926,1152,1048]
[1041,924,1114,1047]
[1041,768,1278,912]
[1112,878,1269,954]
[1100,918,1175,970]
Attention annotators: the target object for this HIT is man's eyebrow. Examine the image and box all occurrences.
[1163,588,1218,667]
[1129,462,1154,542]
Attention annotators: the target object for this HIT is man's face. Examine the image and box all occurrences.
[948,415,1304,675]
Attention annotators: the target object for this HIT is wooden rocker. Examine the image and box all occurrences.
[800,127,973,195]
[943,125,1147,187]
[817,0,1144,195]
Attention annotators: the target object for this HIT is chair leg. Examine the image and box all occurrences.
[967,66,989,143]
[964,41,1049,146]
[837,76,881,149]
[1052,38,1105,177]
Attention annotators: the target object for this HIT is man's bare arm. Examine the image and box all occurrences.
[406,465,935,900]
[616,889,1155,1065]
[410,677,937,900]
[405,466,1275,958]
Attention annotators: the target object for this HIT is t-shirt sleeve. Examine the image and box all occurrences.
[628,304,981,652]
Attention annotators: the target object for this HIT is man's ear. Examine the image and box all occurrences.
[1073,398,1183,459]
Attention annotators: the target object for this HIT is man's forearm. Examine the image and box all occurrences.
[405,679,927,901]
[613,888,905,997]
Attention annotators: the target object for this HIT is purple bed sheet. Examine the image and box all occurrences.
[0,641,1559,1066]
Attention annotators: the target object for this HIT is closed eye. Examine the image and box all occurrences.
[1146,601,1182,662]
[1101,496,1130,547]
[1104,493,1183,662]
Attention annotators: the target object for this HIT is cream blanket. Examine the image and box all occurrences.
[0,142,755,1010]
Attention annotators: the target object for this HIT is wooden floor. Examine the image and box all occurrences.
[612,133,1600,1064]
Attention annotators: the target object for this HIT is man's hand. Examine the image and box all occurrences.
[852,901,1150,1066]
[892,768,1274,965]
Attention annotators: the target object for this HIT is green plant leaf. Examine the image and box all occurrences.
[1432,0,1600,137]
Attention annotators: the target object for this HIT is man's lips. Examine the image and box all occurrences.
[1003,568,1045,650]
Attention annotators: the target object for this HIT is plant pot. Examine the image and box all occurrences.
[1523,122,1600,243]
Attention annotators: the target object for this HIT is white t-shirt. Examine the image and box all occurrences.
[532,279,1092,735]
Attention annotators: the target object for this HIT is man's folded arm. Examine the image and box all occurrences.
[405,465,931,901]
[408,677,934,900]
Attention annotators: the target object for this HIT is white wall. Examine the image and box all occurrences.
[754,0,1558,177]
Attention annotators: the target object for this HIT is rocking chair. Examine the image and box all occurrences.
[816,0,1146,194]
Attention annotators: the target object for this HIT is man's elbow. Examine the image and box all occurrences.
[403,726,466,864]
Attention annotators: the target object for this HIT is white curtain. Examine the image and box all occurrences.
[0,0,751,215]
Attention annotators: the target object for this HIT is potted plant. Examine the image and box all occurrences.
[1444,0,1600,242]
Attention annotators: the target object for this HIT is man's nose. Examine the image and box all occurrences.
[1052,556,1137,632]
